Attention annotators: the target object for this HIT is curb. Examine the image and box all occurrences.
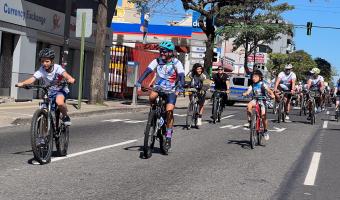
[11,106,150,126]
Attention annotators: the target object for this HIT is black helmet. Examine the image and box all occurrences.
[253,69,263,79]
[39,48,55,59]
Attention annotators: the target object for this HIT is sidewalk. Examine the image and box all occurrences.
[0,97,189,127]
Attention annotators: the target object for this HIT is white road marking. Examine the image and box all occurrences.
[323,121,328,129]
[174,114,187,117]
[268,127,287,132]
[221,115,234,120]
[326,111,330,115]
[125,120,147,124]
[52,140,138,162]
[230,125,241,129]
[304,152,322,186]
[220,125,232,129]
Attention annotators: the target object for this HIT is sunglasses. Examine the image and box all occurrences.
[160,48,172,53]
[218,68,223,71]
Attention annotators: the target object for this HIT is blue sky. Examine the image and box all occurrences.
[117,0,340,79]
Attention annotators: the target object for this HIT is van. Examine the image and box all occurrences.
[226,75,252,106]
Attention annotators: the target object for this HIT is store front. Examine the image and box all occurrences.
[0,0,112,100]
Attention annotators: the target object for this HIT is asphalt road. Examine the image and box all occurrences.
[0,103,336,200]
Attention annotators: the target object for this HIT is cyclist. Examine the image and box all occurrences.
[307,67,324,113]
[186,63,208,126]
[335,79,340,113]
[211,66,230,118]
[243,70,275,140]
[135,40,185,150]
[15,48,75,125]
[274,64,297,121]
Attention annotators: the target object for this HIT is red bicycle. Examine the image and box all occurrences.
[250,95,267,149]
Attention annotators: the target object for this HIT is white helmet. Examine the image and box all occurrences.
[284,64,293,70]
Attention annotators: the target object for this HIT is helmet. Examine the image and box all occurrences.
[310,67,320,75]
[285,64,293,69]
[159,41,175,51]
[39,48,55,59]
[253,69,263,79]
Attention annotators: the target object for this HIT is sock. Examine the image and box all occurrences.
[166,128,173,138]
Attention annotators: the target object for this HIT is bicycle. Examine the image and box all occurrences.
[276,91,292,123]
[185,88,200,129]
[249,95,267,149]
[299,91,307,116]
[306,90,318,125]
[16,82,69,164]
[335,104,340,122]
[211,90,227,124]
[141,87,170,159]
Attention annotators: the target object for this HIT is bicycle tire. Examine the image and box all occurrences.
[159,125,168,155]
[55,123,69,157]
[310,100,315,125]
[186,101,194,130]
[143,110,156,159]
[337,110,339,122]
[217,99,222,122]
[250,113,257,149]
[31,109,53,164]
[299,96,304,116]
[212,97,219,124]
[193,102,199,128]
[281,101,286,123]
[277,100,282,123]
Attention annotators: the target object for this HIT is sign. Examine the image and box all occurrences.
[76,9,93,38]
[192,11,203,32]
[127,61,139,87]
[191,46,206,53]
[190,59,204,64]
[247,53,265,64]
[191,52,205,59]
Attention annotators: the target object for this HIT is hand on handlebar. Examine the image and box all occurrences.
[15,83,24,88]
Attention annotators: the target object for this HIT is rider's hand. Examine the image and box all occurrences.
[15,83,24,88]
[291,90,295,95]
[226,89,231,94]
[68,78,76,84]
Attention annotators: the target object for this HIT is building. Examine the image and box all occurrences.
[0,0,115,100]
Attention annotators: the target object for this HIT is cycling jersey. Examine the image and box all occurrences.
[33,64,69,95]
[187,72,207,90]
[212,73,230,90]
[278,71,296,89]
[309,75,324,89]
[146,58,185,92]
[250,81,269,96]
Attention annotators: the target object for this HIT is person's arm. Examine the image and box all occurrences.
[62,71,75,84]
[291,79,296,94]
[243,86,252,96]
[175,60,185,93]
[307,79,312,90]
[16,77,36,87]
[136,59,157,87]
[274,76,281,92]
[265,85,275,99]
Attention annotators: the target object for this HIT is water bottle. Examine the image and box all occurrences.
[210,82,215,92]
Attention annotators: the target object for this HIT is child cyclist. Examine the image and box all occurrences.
[16,48,75,125]
[243,70,275,140]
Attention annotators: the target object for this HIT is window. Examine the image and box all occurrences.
[233,78,245,86]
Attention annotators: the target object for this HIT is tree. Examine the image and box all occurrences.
[267,50,317,81]
[314,57,335,83]
[180,0,237,71]
[90,0,108,104]
[217,0,294,74]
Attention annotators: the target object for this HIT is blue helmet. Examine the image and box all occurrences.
[159,40,175,51]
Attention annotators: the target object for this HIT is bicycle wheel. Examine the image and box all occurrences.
[250,113,257,149]
[186,101,194,130]
[217,99,222,122]
[257,120,264,146]
[143,110,157,159]
[193,102,199,128]
[212,97,219,124]
[273,101,277,114]
[31,109,53,164]
[55,123,69,157]
[337,110,339,122]
[158,125,168,155]
[277,101,282,123]
[299,96,304,116]
[310,100,315,125]
[281,101,286,123]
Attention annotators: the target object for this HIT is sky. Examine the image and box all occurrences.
[117,0,340,80]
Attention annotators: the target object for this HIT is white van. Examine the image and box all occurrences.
[225,75,252,106]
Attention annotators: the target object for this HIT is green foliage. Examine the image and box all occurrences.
[314,57,335,82]
[267,50,317,81]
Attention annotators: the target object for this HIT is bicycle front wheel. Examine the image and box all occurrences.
[143,110,157,159]
[186,101,194,130]
[250,113,257,149]
[31,109,53,164]
[212,98,219,124]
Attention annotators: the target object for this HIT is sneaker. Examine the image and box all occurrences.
[36,137,45,146]
[62,115,72,126]
[263,131,270,141]
[164,137,171,150]
[243,121,251,128]
[197,118,202,126]
[285,115,290,120]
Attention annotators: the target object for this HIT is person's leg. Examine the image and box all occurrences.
[261,107,270,140]
[164,93,177,149]
[56,92,71,125]
[197,93,205,126]
[149,91,158,106]
[244,101,255,127]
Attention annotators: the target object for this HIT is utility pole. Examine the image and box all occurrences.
[62,0,72,67]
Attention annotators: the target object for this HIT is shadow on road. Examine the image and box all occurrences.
[124,145,166,159]
[228,139,251,149]
[12,149,32,155]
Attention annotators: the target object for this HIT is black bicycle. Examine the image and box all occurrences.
[142,87,169,159]
[299,91,308,116]
[212,90,227,124]
[186,88,200,129]
[17,82,69,164]
[306,90,318,125]
[276,91,291,123]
